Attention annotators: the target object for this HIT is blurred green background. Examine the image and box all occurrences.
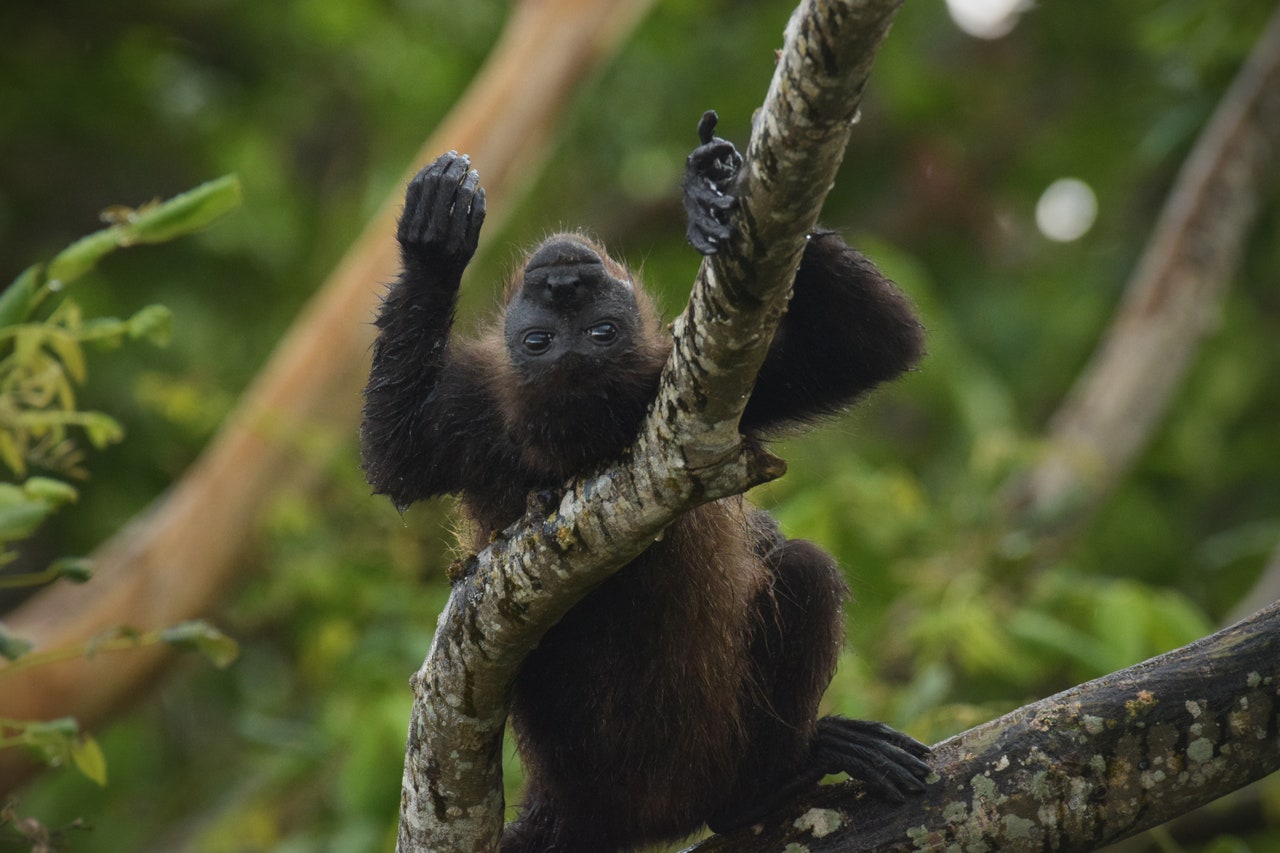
[2,0,1278,850]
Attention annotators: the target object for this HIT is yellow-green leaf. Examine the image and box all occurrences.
[13,327,41,365]
[48,331,86,383]
[126,305,173,346]
[71,734,108,785]
[0,627,34,661]
[160,620,239,669]
[46,227,121,285]
[22,476,78,507]
[128,174,241,243]
[0,496,54,542]
[79,412,125,448]
[0,263,44,328]
[0,433,26,477]
[44,175,241,286]
[50,557,93,583]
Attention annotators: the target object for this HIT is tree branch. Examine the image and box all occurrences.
[690,600,1280,852]
[1004,5,1280,539]
[396,1,906,849]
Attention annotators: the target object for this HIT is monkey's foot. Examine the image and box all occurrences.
[813,715,933,802]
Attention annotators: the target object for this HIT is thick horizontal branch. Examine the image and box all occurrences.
[691,599,1280,852]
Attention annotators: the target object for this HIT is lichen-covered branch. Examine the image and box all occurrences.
[690,600,1280,852]
[398,1,906,850]
[655,0,904,470]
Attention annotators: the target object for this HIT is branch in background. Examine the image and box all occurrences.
[0,0,658,794]
[1005,6,1280,541]
[396,1,906,849]
[690,600,1280,852]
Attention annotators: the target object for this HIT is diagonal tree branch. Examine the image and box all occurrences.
[1004,5,1280,540]
[396,1,906,850]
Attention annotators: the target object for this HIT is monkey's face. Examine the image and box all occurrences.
[504,237,643,380]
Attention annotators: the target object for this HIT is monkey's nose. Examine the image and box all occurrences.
[545,272,583,300]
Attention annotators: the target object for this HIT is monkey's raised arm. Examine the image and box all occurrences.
[361,153,488,510]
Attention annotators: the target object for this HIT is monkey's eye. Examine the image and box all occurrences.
[522,331,554,354]
[586,322,618,345]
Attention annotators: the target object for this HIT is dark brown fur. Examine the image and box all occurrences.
[361,148,931,852]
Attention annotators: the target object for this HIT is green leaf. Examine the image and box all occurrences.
[46,227,124,286]
[24,717,79,738]
[0,627,34,661]
[0,263,44,328]
[0,433,26,477]
[160,620,239,669]
[0,490,55,542]
[13,326,41,365]
[43,175,241,286]
[1007,609,1113,675]
[127,174,242,243]
[48,331,87,383]
[79,316,128,345]
[70,734,108,785]
[49,557,93,583]
[79,412,125,448]
[18,717,79,768]
[126,304,173,346]
[23,476,79,508]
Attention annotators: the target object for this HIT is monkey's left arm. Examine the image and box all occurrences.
[681,113,924,435]
[739,232,925,433]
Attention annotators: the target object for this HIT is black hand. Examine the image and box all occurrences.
[683,110,742,256]
[697,109,718,146]
[398,151,487,273]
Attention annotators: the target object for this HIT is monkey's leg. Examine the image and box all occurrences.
[707,539,931,833]
[501,786,631,853]
[499,801,559,853]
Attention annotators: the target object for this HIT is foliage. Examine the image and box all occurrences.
[0,180,241,804]
[0,177,237,565]
[1,0,1278,851]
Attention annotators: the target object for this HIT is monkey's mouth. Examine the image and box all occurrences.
[518,350,612,384]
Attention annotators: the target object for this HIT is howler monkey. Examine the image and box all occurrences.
[362,113,930,852]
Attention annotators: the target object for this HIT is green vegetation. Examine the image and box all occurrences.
[0,180,240,801]
[1,0,1276,850]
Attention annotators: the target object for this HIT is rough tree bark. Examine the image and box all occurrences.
[0,0,657,794]
[689,600,1280,852]
[395,0,906,850]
